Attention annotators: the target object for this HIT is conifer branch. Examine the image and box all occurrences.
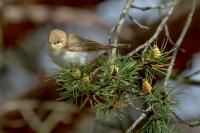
[165,0,196,87]
[185,69,200,79]
[126,106,152,133]
[131,2,175,11]
[173,112,200,127]
[109,0,134,60]
[127,14,149,30]
[126,0,180,58]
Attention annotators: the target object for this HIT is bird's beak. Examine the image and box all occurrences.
[48,41,54,45]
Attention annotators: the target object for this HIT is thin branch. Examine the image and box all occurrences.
[93,95,109,108]
[41,109,68,133]
[114,0,134,44]
[108,26,117,44]
[126,106,152,133]
[170,74,200,86]
[110,0,134,60]
[131,2,174,11]
[164,24,175,45]
[164,0,196,87]
[164,24,185,53]
[20,108,43,133]
[185,69,200,79]
[127,14,149,30]
[90,67,101,78]
[0,100,78,115]
[125,95,143,113]
[0,100,79,133]
[173,112,200,127]
[126,0,179,58]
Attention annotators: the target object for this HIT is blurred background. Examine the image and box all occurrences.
[0,0,200,132]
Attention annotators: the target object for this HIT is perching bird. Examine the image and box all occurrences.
[47,29,130,67]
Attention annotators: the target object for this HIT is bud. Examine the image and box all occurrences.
[71,69,81,79]
[82,73,90,84]
[110,64,119,74]
[152,45,161,59]
[142,79,152,93]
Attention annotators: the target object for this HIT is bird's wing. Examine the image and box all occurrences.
[66,36,112,51]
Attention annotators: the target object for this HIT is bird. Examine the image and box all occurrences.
[47,29,130,67]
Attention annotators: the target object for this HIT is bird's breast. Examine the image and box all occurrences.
[49,49,106,67]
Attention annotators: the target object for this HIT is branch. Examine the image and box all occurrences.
[173,112,200,127]
[20,108,43,133]
[125,95,143,113]
[126,106,152,133]
[127,14,149,30]
[126,0,179,58]
[110,0,134,60]
[164,24,175,45]
[164,0,196,87]
[170,74,200,86]
[185,69,200,79]
[41,108,68,133]
[164,24,186,53]
[0,100,79,133]
[0,100,78,115]
[131,2,175,11]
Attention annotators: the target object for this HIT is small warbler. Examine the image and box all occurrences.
[48,29,130,67]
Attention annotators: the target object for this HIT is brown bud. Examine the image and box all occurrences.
[142,79,152,93]
[152,45,161,59]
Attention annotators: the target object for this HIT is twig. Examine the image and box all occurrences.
[110,0,134,60]
[0,100,78,115]
[108,26,117,44]
[126,0,179,58]
[20,108,43,133]
[93,95,109,108]
[172,112,200,127]
[170,74,200,86]
[164,0,196,87]
[90,67,101,78]
[164,24,185,53]
[127,14,149,30]
[125,95,143,113]
[41,109,68,133]
[0,100,78,133]
[185,69,200,79]
[131,2,174,11]
[164,24,175,45]
[126,106,152,133]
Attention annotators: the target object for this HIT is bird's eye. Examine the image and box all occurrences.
[56,41,62,44]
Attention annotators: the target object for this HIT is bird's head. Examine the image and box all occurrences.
[48,29,66,51]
